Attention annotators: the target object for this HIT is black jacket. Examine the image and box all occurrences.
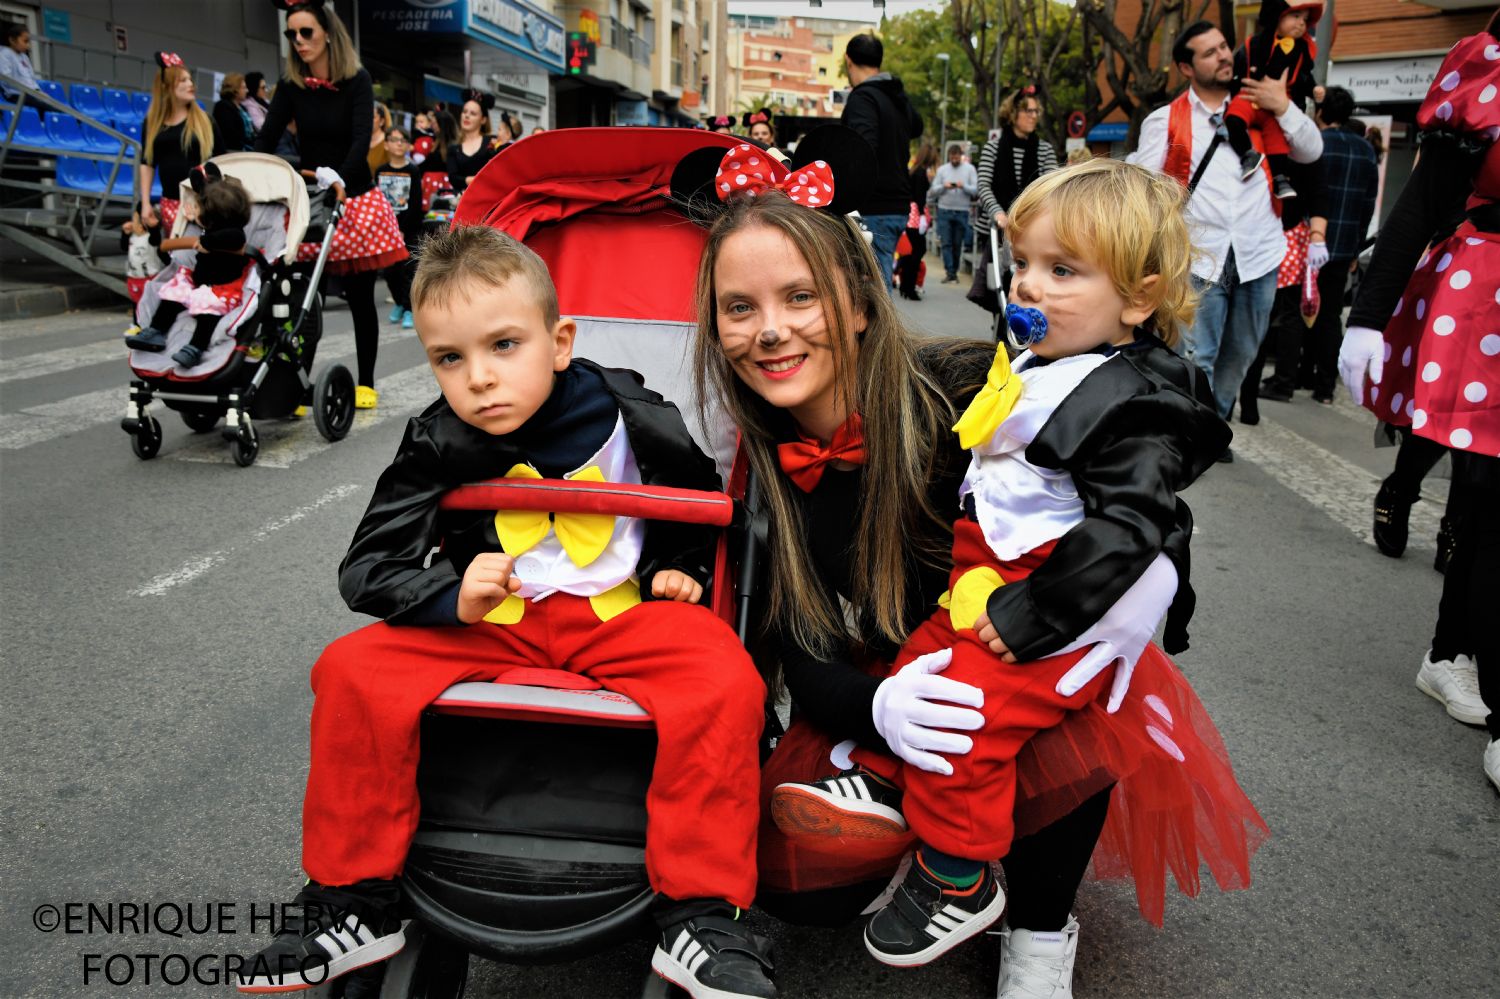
[256,69,375,197]
[339,359,723,623]
[982,337,1231,662]
[841,74,924,216]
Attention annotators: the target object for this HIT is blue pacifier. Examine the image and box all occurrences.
[1004,304,1048,352]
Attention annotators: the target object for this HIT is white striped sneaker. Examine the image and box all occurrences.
[236,882,405,993]
[771,767,909,844]
[864,854,1005,968]
[651,911,777,999]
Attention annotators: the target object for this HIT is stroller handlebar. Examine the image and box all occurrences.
[438,479,736,528]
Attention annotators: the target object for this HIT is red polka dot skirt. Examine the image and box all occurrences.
[1277,221,1309,290]
[297,187,410,276]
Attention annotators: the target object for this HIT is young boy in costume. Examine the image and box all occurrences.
[1225,1,1327,199]
[237,225,775,999]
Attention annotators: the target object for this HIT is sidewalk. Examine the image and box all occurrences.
[0,246,124,321]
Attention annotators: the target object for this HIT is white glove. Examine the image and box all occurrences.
[1338,325,1385,406]
[1054,554,1178,713]
[1307,240,1329,271]
[314,166,344,191]
[872,648,985,776]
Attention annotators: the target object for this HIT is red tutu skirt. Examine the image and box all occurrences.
[1369,222,1500,455]
[296,187,410,276]
[761,645,1268,927]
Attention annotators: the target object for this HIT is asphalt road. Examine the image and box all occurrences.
[1,274,1495,999]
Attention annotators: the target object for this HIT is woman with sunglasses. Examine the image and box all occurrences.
[974,88,1058,303]
[257,0,409,410]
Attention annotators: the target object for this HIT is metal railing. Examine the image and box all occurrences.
[1,71,137,295]
[609,17,654,67]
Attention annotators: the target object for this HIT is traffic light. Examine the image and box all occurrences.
[567,32,596,76]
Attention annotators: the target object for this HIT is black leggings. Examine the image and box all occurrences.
[1001,785,1113,931]
[1387,428,1449,504]
[149,300,220,351]
[337,270,380,387]
[1431,453,1500,737]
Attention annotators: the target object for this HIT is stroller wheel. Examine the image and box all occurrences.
[130,416,162,460]
[179,407,223,434]
[232,423,259,467]
[314,363,356,442]
[378,922,468,999]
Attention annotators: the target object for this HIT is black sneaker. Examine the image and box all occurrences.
[236,881,403,993]
[125,327,168,352]
[652,910,776,999]
[1238,150,1265,181]
[1372,479,1412,558]
[1274,175,1298,199]
[864,855,1005,967]
[172,343,205,368]
[771,767,908,843]
[1258,378,1294,402]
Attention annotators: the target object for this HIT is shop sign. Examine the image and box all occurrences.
[41,8,71,43]
[1327,56,1444,104]
[580,9,601,44]
[616,99,649,126]
[365,0,465,34]
[469,0,566,73]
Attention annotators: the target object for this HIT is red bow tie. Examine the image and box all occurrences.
[714,143,835,208]
[777,414,867,492]
[303,76,339,91]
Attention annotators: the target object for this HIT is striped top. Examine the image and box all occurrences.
[977,135,1059,226]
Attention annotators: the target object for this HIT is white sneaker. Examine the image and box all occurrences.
[996,915,1078,999]
[1416,651,1489,726]
[1485,740,1500,794]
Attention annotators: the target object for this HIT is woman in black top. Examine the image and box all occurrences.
[213,73,255,152]
[256,0,409,408]
[446,95,495,193]
[137,52,223,233]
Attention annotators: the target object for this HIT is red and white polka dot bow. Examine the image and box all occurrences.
[714,143,835,208]
[156,51,183,68]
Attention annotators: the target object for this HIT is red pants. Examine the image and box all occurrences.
[1225,98,1290,155]
[302,597,766,909]
[852,520,1109,861]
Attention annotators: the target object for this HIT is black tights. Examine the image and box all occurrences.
[1001,785,1113,931]
[149,300,220,351]
[1386,428,1449,504]
[338,270,380,387]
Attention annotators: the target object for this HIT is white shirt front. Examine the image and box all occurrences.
[509,413,646,602]
[1129,86,1323,284]
[959,351,1111,560]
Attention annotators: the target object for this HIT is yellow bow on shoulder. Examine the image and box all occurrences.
[952,346,1023,450]
[493,463,617,567]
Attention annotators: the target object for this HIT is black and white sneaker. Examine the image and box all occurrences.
[1273,175,1298,199]
[1238,150,1265,181]
[651,911,777,999]
[771,767,908,843]
[236,881,404,993]
[863,855,1005,967]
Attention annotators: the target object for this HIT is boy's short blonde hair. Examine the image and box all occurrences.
[1009,158,1197,347]
[410,225,560,328]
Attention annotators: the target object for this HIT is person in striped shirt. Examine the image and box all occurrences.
[976,88,1059,299]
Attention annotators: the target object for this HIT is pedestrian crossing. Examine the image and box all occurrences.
[0,311,1451,556]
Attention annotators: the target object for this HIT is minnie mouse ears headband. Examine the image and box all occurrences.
[707,115,735,129]
[188,161,224,196]
[272,0,327,10]
[155,51,183,71]
[670,125,875,219]
[743,110,772,127]
[462,88,496,112]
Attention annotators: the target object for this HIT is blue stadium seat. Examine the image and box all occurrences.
[104,88,141,124]
[44,112,91,150]
[57,157,105,192]
[98,160,133,197]
[82,122,123,153]
[37,79,66,104]
[12,106,47,145]
[119,120,143,143]
[132,92,151,119]
[69,83,107,120]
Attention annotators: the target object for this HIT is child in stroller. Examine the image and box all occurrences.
[236,224,775,999]
[125,162,253,368]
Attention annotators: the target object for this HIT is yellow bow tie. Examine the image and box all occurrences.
[952,346,1023,450]
[493,463,617,567]
[1277,35,1295,54]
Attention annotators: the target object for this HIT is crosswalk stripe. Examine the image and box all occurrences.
[1232,413,1446,552]
[0,339,129,384]
[0,385,130,450]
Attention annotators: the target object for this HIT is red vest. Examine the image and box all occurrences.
[1161,91,1276,210]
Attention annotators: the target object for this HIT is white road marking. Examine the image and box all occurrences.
[0,339,130,383]
[1232,414,1446,552]
[131,483,361,596]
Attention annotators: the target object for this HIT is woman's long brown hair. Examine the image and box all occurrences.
[692,192,967,662]
[142,65,214,168]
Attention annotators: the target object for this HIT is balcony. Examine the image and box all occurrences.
[609,16,653,68]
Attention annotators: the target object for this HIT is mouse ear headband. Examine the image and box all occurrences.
[742,109,772,128]
[188,161,224,197]
[707,114,735,129]
[670,125,875,224]
[462,89,496,113]
[154,51,184,79]
[272,0,326,10]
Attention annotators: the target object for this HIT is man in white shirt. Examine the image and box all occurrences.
[1130,20,1323,443]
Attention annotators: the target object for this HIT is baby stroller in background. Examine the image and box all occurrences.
[120,153,356,467]
[342,128,761,999]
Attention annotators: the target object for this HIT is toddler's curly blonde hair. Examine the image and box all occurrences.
[1009,158,1198,347]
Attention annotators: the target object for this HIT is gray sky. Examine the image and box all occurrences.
[726,1,945,23]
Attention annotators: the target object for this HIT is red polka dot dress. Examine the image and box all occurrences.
[295,187,410,276]
[1371,33,1500,455]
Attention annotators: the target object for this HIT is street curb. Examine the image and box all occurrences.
[0,281,126,321]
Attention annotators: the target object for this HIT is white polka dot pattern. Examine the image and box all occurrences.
[296,188,409,275]
[711,142,836,208]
